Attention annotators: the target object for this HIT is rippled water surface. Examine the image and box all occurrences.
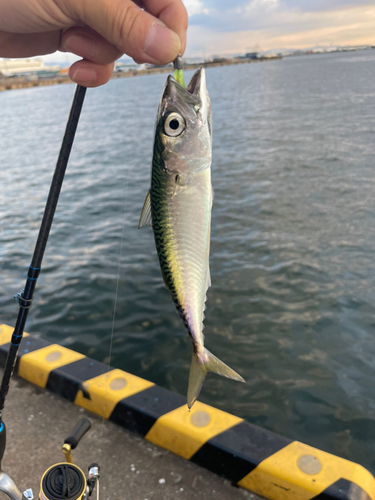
[2,50,375,473]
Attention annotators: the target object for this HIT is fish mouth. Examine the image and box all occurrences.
[164,68,206,100]
[163,68,208,122]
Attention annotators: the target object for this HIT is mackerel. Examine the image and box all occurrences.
[139,68,245,408]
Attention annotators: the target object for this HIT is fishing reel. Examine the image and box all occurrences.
[38,418,99,500]
[0,418,99,500]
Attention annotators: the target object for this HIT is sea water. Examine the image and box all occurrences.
[2,50,375,472]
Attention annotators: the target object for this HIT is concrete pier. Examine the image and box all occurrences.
[1,370,259,500]
[0,323,374,500]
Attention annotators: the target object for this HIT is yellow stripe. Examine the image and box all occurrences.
[238,441,375,500]
[145,401,242,459]
[18,345,85,388]
[0,324,29,345]
[74,369,154,419]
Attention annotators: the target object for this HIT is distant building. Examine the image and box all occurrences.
[114,61,144,72]
[0,58,61,77]
[183,57,206,65]
[245,52,258,59]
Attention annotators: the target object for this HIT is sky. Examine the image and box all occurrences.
[184,0,375,56]
[41,0,375,64]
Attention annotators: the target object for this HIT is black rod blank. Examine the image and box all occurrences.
[0,85,87,421]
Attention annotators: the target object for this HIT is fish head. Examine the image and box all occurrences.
[155,67,212,175]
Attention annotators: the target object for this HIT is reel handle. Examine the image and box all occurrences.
[64,418,91,449]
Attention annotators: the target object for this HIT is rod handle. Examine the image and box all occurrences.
[64,418,91,450]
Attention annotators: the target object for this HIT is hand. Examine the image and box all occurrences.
[0,0,188,87]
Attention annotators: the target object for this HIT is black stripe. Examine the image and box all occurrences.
[191,421,291,484]
[46,358,109,402]
[0,337,51,369]
[110,385,185,436]
[312,478,372,500]
[18,336,51,356]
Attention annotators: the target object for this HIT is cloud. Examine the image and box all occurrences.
[188,0,284,31]
[186,0,375,38]
[185,4,375,56]
[282,0,375,13]
[183,0,209,17]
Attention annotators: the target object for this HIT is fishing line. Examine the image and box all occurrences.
[97,184,129,458]
[98,77,135,453]
[99,55,182,451]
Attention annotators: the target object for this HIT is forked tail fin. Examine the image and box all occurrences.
[187,348,245,409]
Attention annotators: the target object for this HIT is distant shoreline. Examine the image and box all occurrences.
[0,56,281,92]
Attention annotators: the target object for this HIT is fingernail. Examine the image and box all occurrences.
[63,35,97,59]
[144,23,181,63]
[70,67,96,84]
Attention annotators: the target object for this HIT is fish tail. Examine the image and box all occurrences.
[187,348,245,409]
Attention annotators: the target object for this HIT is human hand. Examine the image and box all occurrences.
[0,0,188,87]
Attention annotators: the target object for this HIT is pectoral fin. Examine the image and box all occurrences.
[138,189,152,228]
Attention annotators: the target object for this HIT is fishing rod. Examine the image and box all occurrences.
[0,84,100,500]
[0,84,87,422]
[0,55,185,500]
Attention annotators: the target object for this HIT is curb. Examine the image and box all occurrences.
[1,324,374,500]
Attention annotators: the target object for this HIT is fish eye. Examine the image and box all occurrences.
[164,112,185,137]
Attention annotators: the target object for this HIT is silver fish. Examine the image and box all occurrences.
[139,68,245,408]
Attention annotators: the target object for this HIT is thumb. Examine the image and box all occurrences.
[61,0,182,64]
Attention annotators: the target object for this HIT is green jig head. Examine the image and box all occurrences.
[173,54,185,88]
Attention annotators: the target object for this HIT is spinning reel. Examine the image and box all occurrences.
[0,417,99,500]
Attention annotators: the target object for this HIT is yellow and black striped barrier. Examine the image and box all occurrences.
[0,324,374,500]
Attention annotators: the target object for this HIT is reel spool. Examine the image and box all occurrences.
[40,463,86,500]
[38,419,99,500]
